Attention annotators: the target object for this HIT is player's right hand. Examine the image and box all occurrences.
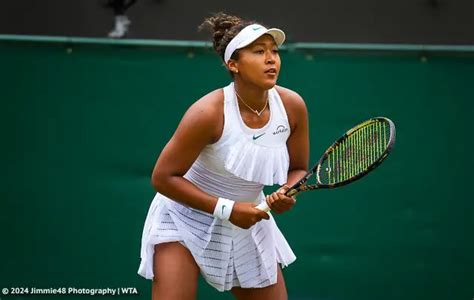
[229,202,270,229]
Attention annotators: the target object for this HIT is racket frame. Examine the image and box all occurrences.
[286,116,396,196]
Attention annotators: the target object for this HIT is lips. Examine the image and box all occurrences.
[265,68,277,74]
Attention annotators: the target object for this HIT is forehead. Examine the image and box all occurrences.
[246,34,277,48]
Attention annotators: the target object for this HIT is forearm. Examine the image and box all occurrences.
[153,175,217,214]
[284,169,307,188]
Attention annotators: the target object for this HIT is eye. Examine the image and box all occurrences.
[254,49,265,54]
[272,49,279,54]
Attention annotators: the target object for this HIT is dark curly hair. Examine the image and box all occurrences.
[199,12,256,62]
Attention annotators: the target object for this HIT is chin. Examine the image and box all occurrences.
[261,79,278,90]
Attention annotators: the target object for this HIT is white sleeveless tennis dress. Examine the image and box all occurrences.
[137,82,296,292]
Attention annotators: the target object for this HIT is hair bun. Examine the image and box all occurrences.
[199,12,251,60]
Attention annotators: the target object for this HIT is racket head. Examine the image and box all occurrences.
[315,117,396,188]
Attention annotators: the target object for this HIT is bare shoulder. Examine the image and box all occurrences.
[274,85,308,128]
[180,88,224,143]
[188,88,224,117]
[275,85,307,108]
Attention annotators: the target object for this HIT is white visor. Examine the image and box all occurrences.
[224,24,286,63]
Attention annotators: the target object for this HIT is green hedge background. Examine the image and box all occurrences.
[0,40,472,300]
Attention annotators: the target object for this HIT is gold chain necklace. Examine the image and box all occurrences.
[235,90,268,117]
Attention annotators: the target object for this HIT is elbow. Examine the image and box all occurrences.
[151,170,167,193]
[151,167,185,195]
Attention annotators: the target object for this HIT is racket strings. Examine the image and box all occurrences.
[319,120,391,185]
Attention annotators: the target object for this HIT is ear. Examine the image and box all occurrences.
[226,60,239,74]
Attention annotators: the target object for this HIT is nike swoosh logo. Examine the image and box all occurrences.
[253,26,263,31]
[221,205,226,215]
[253,133,266,140]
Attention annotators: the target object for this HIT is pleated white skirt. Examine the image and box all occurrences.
[137,193,296,292]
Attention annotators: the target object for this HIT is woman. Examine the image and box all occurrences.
[138,12,309,300]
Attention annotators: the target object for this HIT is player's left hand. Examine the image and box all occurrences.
[265,185,296,214]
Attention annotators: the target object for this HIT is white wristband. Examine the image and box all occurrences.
[213,198,235,220]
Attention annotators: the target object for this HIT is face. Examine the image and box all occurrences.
[229,34,281,89]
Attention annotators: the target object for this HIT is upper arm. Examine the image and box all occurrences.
[152,90,223,181]
[277,86,310,172]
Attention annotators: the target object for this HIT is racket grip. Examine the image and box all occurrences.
[255,201,271,212]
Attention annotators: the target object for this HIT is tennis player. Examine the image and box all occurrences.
[138,12,309,300]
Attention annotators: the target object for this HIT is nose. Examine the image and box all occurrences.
[265,51,276,64]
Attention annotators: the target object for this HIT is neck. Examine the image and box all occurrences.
[233,80,268,108]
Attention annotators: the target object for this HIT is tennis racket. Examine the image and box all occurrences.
[256,116,396,212]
